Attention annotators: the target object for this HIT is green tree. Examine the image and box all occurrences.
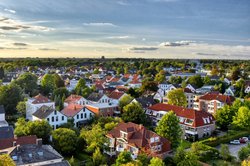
[187,75,204,88]
[231,67,241,81]
[148,157,165,166]
[203,76,211,85]
[141,81,158,92]
[53,87,69,99]
[154,70,166,83]
[53,74,65,88]
[15,72,38,95]
[27,120,52,143]
[16,101,26,117]
[115,151,133,166]
[119,95,134,111]
[238,144,250,161]
[92,147,106,166]
[14,117,28,136]
[0,67,4,79]
[220,144,231,161]
[156,111,182,149]
[122,102,148,125]
[167,89,187,107]
[174,147,200,166]
[41,74,56,95]
[215,105,235,130]
[75,78,87,95]
[136,153,149,166]
[0,154,15,166]
[52,128,77,155]
[80,124,107,153]
[0,83,23,114]
[232,106,250,129]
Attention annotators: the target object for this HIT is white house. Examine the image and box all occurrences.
[61,104,94,127]
[32,105,68,130]
[64,94,89,106]
[108,91,127,104]
[26,94,55,121]
[87,93,111,104]
[224,86,235,96]
[66,79,79,92]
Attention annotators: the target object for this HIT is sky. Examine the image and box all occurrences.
[0,0,250,59]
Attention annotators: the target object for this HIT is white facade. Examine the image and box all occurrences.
[71,108,94,127]
[32,110,68,130]
[26,99,55,121]
[245,86,250,94]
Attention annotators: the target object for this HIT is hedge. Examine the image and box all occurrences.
[200,130,250,147]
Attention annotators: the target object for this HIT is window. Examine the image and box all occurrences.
[56,116,58,122]
[62,116,64,121]
[81,113,83,119]
[84,113,87,118]
[56,125,58,129]
[77,114,79,119]
[54,110,57,115]
[47,118,50,122]
[120,131,128,140]
[52,117,54,122]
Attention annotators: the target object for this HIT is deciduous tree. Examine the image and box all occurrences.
[167,89,187,107]
[156,111,182,149]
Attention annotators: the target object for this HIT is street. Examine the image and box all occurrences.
[217,143,249,159]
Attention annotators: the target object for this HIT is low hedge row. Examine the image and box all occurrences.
[200,130,250,147]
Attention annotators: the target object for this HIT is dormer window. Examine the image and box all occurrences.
[120,131,128,140]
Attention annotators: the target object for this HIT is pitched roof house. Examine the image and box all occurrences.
[105,122,171,159]
[146,103,216,141]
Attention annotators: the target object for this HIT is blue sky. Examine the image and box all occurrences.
[0,0,250,59]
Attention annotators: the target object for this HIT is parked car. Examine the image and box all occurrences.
[241,137,249,142]
[239,138,246,143]
[230,140,240,145]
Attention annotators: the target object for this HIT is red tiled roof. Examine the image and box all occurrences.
[148,103,215,127]
[32,94,51,104]
[129,79,141,84]
[64,94,83,104]
[61,104,84,117]
[108,91,125,100]
[0,135,37,150]
[107,122,171,157]
[199,93,235,104]
[123,74,131,78]
[95,83,105,90]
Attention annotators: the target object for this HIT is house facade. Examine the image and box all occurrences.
[32,105,68,130]
[193,92,235,114]
[26,94,55,121]
[105,122,171,159]
[146,103,216,141]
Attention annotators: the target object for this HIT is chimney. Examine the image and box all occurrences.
[36,138,43,146]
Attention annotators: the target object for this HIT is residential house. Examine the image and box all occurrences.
[184,88,195,108]
[224,86,236,96]
[61,104,94,127]
[193,92,235,114]
[105,122,171,159]
[26,94,55,121]
[32,105,67,130]
[0,135,37,150]
[245,80,250,94]
[108,91,127,104]
[146,103,216,141]
[195,85,214,94]
[0,137,70,166]
[64,94,89,106]
[87,92,111,104]
[132,96,157,109]
[86,103,120,117]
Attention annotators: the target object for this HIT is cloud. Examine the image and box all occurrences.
[39,48,58,51]
[117,1,130,6]
[0,17,54,32]
[0,47,27,50]
[13,42,28,46]
[82,22,117,27]
[4,8,16,14]
[128,47,158,53]
[160,40,195,47]
[196,52,217,56]
[107,35,132,39]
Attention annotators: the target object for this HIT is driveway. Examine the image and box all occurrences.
[217,143,249,159]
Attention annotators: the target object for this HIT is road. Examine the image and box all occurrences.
[217,143,249,159]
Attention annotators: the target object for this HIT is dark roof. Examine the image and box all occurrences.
[87,92,104,102]
[44,161,70,166]
[32,105,55,119]
[0,126,14,139]
[0,105,5,114]
[135,96,157,108]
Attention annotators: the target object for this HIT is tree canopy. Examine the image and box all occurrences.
[156,111,182,149]
[167,88,187,107]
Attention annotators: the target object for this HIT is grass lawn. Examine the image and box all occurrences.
[180,139,192,149]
